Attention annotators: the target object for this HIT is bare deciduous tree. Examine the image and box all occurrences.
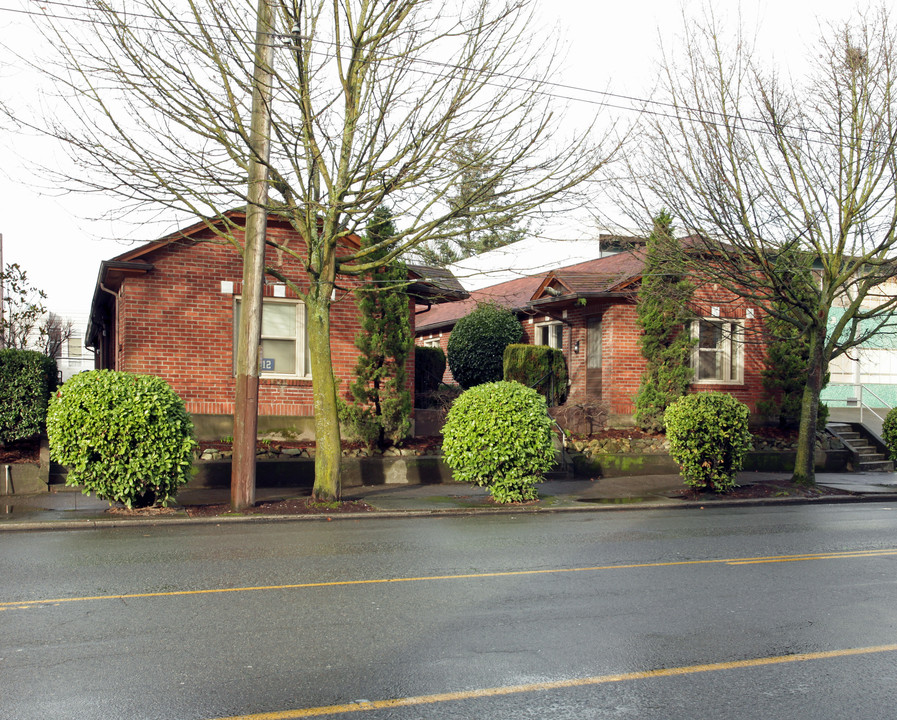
[15,0,618,501]
[0,263,47,351]
[622,7,897,484]
[41,312,74,360]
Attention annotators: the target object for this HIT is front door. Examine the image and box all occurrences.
[586,317,602,398]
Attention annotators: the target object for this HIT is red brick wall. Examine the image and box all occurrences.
[114,224,414,418]
[563,287,768,420]
[415,288,770,424]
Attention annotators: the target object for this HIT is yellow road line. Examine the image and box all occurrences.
[3,548,896,609]
[211,644,897,719]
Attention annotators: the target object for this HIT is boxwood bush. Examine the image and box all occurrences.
[503,344,568,406]
[664,391,752,493]
[47,370,196,508]
[0,349,58,443]
[442,380,555,503]
[447,302,523,389]
[883,407,897,461]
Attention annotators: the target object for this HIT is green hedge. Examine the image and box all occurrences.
[0,349,57,443]
[442,381,554,503]
[47,370,196,508]
[415,345,446,396]
[447,302,523,388]
[503,344,568,406]
[883,407,897,461]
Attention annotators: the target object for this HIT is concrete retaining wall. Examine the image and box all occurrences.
[18,449,853,495]
[187,455,455,490]
[1,463,46,495]
[571,449,851,478]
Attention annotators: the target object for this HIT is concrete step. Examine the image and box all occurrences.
[858,455,887,465]
[838,432,863,442]
[860,460,895,472]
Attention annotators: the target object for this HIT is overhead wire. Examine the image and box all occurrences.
[0,0,874,150]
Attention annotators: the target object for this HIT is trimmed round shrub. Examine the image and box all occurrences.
[883,407,897,461]
[47,370,196,508]
[442,381,554,503]
[664,391,753,493]
[447,302,523,389]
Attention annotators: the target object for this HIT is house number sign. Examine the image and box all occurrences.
[261,358,275,371]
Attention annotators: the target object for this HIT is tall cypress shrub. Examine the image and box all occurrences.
[634,211,695,432]
[341,207,412,449]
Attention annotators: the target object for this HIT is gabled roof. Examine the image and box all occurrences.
[531,249,646,304]
[415,274,544,333]
[107,208,361,266]
[415,248,649,333]
[406,264,469,303]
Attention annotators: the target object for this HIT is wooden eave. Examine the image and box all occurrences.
[112,209,362,265]
[531,273,573,301]
[86,260,155,348]
[528,290,636,309]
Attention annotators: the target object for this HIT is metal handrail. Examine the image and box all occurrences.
[823,383,894,426]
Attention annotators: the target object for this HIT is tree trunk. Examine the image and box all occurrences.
[792,326,826,486]
[307,284,342,501]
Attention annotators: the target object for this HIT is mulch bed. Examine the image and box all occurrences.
[0,437,40,464]
[182,497,375,517]
[669,481,851,501]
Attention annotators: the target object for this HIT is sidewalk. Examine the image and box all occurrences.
[3,470,897,531]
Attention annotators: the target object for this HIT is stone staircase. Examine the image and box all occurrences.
[827,422,894,472]
[545,426,575,479]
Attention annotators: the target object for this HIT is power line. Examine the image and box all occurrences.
[0,0,875,150]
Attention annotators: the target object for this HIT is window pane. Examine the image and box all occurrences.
[729,324,738,380]
[697,349,719,380]
[553,325,563,349]
[261,339,296,375]
[304,323,310,376]
[699,321,722,349]
[262,303,296,338]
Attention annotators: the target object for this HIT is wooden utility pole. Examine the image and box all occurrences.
[0,233,4,349]
[232,0,275,510]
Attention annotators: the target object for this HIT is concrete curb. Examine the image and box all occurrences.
[3,491,897,532]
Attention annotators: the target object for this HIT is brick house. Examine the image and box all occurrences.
[415,245,768,426]
[86,210,465,439]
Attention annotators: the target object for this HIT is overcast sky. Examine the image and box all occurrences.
[0,0,868,320]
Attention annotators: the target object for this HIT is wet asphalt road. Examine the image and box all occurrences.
[3,503,897,719]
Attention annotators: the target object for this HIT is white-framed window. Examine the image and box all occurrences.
[535,321,564,350]
[691,319,743,384]
[234,298,310,378]
[422,337,441,348]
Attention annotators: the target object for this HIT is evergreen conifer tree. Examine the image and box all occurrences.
[634,211,695,432]
[418,138,527,266]
[341,207,412,449]
[757,252,828,428]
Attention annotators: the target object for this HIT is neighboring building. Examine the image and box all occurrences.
[440,232,643,291]
[86,210,465,439]
[416,245,767,426]
[56,317,95,381]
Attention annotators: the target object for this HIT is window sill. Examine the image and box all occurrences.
[259,376,313,386]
